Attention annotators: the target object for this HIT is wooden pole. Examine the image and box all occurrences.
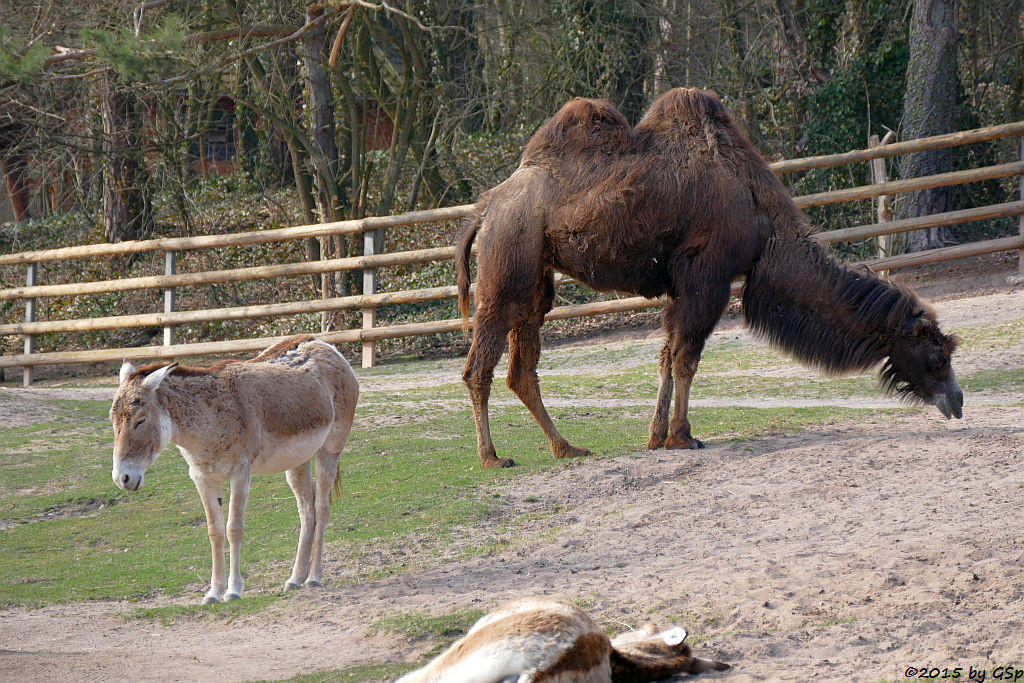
[163,251,176,346]
[23,263,37,387]
[869,132,896,277]
[361,229,378,368]
[1019,137,1023,275]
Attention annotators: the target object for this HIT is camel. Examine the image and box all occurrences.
[110,335,359,604]
[457,88,962,468]
[395,597,730,682]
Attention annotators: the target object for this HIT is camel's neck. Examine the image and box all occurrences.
[742,233,920,375]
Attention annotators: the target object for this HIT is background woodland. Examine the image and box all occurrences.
[1,0,1022,354]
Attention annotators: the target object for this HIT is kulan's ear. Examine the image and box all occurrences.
[119,360,137,384]
[141,363,178,390]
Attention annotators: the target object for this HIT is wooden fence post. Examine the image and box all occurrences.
[163,250,176,347]
[1019,137,1023,274]
[361,229,378,368]
[869,132,896,278]
[23,262,37,386]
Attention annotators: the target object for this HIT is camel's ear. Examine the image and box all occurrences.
[119,360,137,385]
[141,363,178,390]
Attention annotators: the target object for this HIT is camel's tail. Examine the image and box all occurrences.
[609,627,730,680]
[741,228,919,376]
[456,208,482,336]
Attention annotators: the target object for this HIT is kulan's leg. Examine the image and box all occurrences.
[506,275,590,459]
[647,325,675,450]
[307,452,341,587]
[463,307,514,468]
[285,461,315,589]
[190,471,227,604]
[224,470,251,600]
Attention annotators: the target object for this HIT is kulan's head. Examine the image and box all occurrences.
[882,314,963,419]
[109,361,177,492]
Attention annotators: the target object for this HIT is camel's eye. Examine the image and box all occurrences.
[133,418,146,429]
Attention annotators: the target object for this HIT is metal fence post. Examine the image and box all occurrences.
[163,251,176,347]
[361,229,377,368]
[23,262,37,387]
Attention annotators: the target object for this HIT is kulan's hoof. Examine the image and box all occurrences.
[225,592,241,602]
[665,435,704,450]
[284,581,303,591]
[305,580,322,588]
[201,595,220,605]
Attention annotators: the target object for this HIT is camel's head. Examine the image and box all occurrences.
[882,313,962,419]
[110,361,177,491]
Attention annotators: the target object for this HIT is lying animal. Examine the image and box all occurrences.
[396,597,730,682]
[110,335,358,604]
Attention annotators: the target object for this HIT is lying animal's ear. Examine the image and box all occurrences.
[119,360,137,384]
[662,627,687,645]
[141,363,178,390]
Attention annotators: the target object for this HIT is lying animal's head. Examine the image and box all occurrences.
[883,313,963,419]
[109,361,177,491]
[611,624,731,676]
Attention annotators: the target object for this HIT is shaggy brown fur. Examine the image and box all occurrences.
[457,88,962,468]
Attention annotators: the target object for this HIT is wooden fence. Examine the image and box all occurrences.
[2,121,1024,385]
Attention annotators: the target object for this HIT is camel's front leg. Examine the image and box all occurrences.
[224,469,251,600]
[284,461,315,589]
[190,471,226,605]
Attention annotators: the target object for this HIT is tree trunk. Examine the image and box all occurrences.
[99,77,153,242]
[301,5,349,330]
[898,0,959,252]
[0,122,34,222]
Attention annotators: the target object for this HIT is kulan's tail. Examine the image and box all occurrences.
[741,229,920,376]
[456,207,483,336]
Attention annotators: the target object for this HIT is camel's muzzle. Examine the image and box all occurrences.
[933,377,964,420]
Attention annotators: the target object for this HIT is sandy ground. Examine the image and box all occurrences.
[1,271,1023,682]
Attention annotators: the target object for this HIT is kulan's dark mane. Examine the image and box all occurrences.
[131,335,317,380]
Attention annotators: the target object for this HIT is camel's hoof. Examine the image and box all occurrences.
[225,592,241,602]
[646,435,667,450]
[201,595,220,605]
[482,457,516,469]
[555,445,591,459]
[665,435,704,450]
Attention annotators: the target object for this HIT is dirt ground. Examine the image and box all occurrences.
[2,256,1023,682]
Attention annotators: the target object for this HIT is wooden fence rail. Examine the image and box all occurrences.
[2,121,1023,382]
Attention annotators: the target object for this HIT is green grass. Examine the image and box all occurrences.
[2,315,1022,611]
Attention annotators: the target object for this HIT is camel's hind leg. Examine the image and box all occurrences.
[463,306,515,468]
[507,273,590,460]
